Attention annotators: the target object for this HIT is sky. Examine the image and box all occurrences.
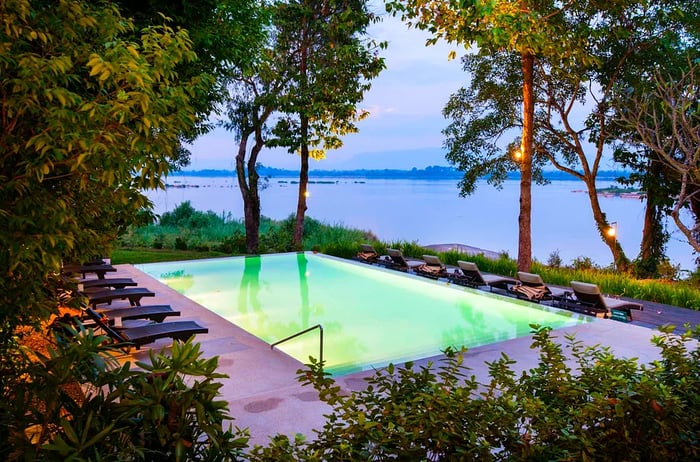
[184,6,468,171]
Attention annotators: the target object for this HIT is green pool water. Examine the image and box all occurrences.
[137,253,589,375]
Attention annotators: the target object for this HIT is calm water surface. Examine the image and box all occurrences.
[145,176,695,270]
[137,253,588,375]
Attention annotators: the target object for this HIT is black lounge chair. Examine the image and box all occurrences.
[93,305,181,324]
[80,277,138,290]
[356,244,380,264]
[380,248,424,272]
[84,308,208,350]
[448,261,516,291]
[414,255,449,279]
[563,281,643,321]
[63,263,117,280]
[508,271,569,303]
[86,287,156,308]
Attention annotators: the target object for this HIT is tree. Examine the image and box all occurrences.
[0,0,204,341]
[224,67,282,253]
[394,0,695,272]
[269,0,385,249]
[574,0,697,272]
[107,0,268,146]
[617,63,700,255]
[222,2,293,254]
[607,2,700,274]
[111,0,272,254]
[615,150,676,276]
[387,0,598,272]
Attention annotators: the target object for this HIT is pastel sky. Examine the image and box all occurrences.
[184,7,468,171]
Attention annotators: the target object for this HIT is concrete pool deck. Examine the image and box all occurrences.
[106,262,700,447]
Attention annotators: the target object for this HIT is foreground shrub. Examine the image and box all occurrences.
[251,325,700,461]
[6,320,700,460]
[3,329,248,461]
[571,255,598,271]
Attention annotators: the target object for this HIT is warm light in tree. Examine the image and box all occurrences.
[608,222,618,270]
[513,146,523,161]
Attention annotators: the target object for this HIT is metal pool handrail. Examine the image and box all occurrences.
[270,324,324,367]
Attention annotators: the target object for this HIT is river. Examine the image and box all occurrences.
[144,176,696,271]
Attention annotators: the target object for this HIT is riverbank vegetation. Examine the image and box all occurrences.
[117,201,377,256]
[116,202,700,310]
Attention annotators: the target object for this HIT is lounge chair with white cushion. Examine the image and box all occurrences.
[414,255,449,279]
[564,281,643,321]
[356,244,380,264]
[448,261,516,291]
[508,271,568,302]
[381,248,424,272]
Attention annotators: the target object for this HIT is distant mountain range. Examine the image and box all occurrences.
[171,165,631,181]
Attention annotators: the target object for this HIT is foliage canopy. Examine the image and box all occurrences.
[0,0,205,338]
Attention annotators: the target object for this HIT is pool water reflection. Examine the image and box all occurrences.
[137,253,589,375]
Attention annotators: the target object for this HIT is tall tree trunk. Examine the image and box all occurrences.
[235,126,264,254]
[637,161,667,276]
[518,50,534,272]
[293,21,310,251]
[686,183,700,258]
[584,176,629,270]
[293,114,310,250]
[235,132,255,253]
[638,198,662,272]
[246,129,265,253]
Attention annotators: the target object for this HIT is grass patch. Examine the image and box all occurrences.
[111,248,229,265]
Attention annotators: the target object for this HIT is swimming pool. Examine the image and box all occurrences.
[137,253,589,375]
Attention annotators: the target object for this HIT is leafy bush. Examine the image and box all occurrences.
[571,255,598,271]
[216,232,247,254]
[251,325,700,461]
[174,236,188,250]
[2,327,248,461]
[656,259,681,281]
[257,218,294,254]
[159,201,225,229]
[547,250,562,268]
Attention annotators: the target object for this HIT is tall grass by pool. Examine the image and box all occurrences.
[137,253,590,375]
